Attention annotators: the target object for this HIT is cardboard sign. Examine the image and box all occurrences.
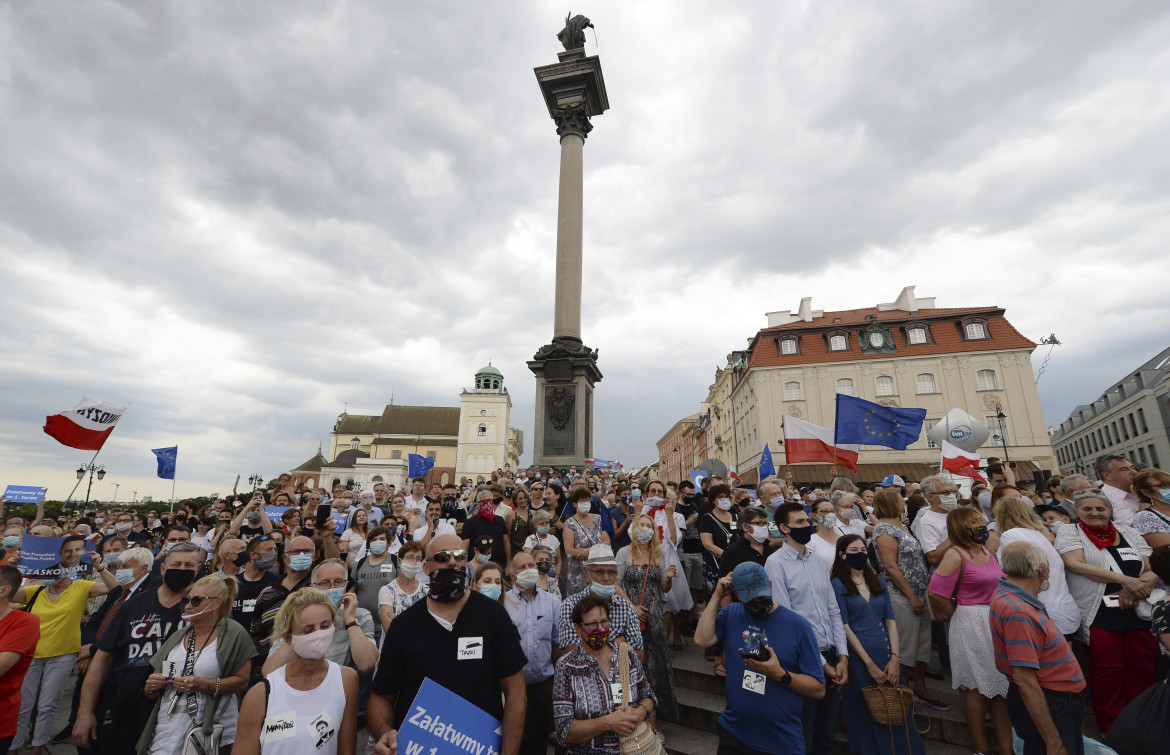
[14,534,97,579]
[2,485,47,503]
[401,678,502,755]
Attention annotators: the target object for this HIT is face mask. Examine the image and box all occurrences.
[536,561,552,575]
[232,551,250,568]
[633,527,654,544]
[1161,489,1170,504]
[290,626,334,660]
[323,587,345,606]
[162,568,197,592]
[838,508,855,521]
[478,584,501,601]
[716,497,732,511]
[971,526,990,545]
[475,551,491,564]
[2,536,18,548]
[844,552,869,571]
[103,527,116,536]
[584,626,610,649]
[181,601,218,622]
[115,522,132,533]
[619,496,631,505]
[395,525,407,537]
[645,496,664,508]
[515,568,539,590]
[504,488,515,499]
[369,540,388,555]
[768,496,783,509]
[937,494,958,511]
[1046,523,1061,535]
[537,525,550,536]
[116,568,137,585]
[632,491,642,500]
[818,513,838,529]
[399,560,422,578]
[289,553,313,572]
[1040,579,1050,593]
[590,582,616,598]
[148,518,158,527]
[255,552,278,570]
[442,496,457,506]
[748,525,768,544]
[785,525,813,545]
[95,518,106,525]
[744,599,772,618]
[427,566,468,603]
[247,513,262,526]
[41,577,60,586]
[577,502,591,515]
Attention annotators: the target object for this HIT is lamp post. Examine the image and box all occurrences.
[111,482,120,504]
[994,403,1011,464]
[248,474,263,492]
[76,464,106,506]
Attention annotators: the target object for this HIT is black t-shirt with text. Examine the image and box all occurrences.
[97,586,187,699]
[230,570,278,631]
[371,591,526,727]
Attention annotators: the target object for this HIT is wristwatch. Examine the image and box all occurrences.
[345,620,359,630]
[779,670,792,686]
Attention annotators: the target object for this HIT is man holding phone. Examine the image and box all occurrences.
[231,492,273,544]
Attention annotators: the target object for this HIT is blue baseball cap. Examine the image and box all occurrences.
[731,562,771,603]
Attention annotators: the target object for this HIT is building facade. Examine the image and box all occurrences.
[1051,347,1170,478]
[292,366,524,491]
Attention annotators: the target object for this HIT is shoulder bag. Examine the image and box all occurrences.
[616,640,663,755]
[925,552,965,622]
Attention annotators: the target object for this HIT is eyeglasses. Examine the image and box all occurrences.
[181,595,220,608]
[577,619,610,630]
[286,547,313,556]
[314,579,346,589]
[428,549,469,564]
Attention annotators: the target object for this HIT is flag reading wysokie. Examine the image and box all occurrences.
[43,397,129,451]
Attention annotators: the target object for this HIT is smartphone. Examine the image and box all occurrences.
[1102,594,1120,608]
[316,504,332,530]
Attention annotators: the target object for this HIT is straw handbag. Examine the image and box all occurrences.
[617,640,663,755]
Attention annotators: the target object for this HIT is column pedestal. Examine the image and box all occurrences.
[528,339,602,466]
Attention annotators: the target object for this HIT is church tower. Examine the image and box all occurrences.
[457,365,524,479]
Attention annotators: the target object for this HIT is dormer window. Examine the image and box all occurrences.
[828,333,848,352]
[901,322,933,345]
[779,338,798,355]
[908,327,926,344]
[959,317,990,341]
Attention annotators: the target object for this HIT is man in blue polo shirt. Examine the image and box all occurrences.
[695,562,826,755]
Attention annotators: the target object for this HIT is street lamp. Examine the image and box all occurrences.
[248,474,264,491]
[994,403,1010,464]
[111,482,120,503]
[76,463,106,506]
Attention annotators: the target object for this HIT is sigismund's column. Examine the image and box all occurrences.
[528,16,608,468]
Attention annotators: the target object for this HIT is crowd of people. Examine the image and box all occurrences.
[0,455,1167,755]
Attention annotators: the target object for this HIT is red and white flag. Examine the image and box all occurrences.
[782,415,860,471]
[728,466,742,484]
[43,397,128,451]
[941,440,986,482]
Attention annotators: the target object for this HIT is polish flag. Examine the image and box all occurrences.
[782,415,860,471]
[43,398,129,451]
[941,440,986,482]
[728,467,742,484]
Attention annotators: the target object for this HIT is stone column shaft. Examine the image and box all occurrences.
[553,132,584,341]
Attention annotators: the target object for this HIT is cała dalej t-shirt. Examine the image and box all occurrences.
[97,586,187,700]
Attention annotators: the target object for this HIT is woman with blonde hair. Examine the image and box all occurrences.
[234,588,358,754]
[993,496,1080,639]
[615,513,677,737]
[138,575,256,754]
[472,562,507,603]
[1132,467,1170,550]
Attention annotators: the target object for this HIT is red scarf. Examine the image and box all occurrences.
[1077,520,1117,550]
[477,501,496,523]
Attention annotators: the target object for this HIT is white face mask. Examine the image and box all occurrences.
[290,626,334,660]
[818,513,838,529]
[838,508,854,521]
[399,560,422,578]
[577,501,591,515]
[515,568,539,590]
[633,527,654,544]
[937,494,958,511]
[748,525,768,544]
[716,497,732,511]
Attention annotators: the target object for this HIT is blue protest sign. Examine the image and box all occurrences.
[689,469,707,492]
[2,485,47,503]
[14,534,97,579]
[265,506,294,521]
[400,678,502,755]
[331,511,348,534]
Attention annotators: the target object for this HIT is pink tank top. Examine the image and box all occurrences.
[929,548,1003,606]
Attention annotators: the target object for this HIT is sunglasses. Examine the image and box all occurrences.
[428,549,469,565]
[181,595,220,608]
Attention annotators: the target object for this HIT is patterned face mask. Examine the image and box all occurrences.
[583,626,610,649]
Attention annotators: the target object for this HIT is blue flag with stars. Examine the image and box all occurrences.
[407,453,435,478]
[151,446,178,480]
[758,443,776,479]
[834,394,926,451]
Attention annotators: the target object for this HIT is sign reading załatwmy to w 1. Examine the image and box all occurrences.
[2,486,47,503]
[400,678,502,755]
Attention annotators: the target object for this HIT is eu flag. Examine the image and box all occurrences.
[758,443,776,479]
[408,453,435,478]
[834,394,926,451]
[151,446,178,480]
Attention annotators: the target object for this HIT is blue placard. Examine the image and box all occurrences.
[2,485,47,503]
[331,511,348,534]
[14,534,97,579]
[689,469,707,492]
[400,677,502,755]
[265,506,294,521]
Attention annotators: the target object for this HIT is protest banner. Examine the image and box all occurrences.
[2,485,47,503]
[400,678,502,755]
[265,505,294,521]
[14,534,97,580]
[331,511,348,534]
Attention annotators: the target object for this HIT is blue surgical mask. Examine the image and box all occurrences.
[590,582,616,598]
[115,568,136,586]
[369,540,388,555]
[2,536,18,548]
[324,587,345,606]
[537,525,550,536]
[478,584,501,600]
[41,578,59,586]
[289,553,313,572]
[1161,489,1170,504]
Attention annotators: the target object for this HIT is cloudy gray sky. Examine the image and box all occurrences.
[3,1,1169,503]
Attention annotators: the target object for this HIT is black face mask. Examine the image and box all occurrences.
[163,568,197,592]
[232,551,250,568]
[427,566,468,603]
[744,598,772,618]
[785,525,814,545]
[442,496,457,506]
[844,552,870,571]
[536,561,551,574]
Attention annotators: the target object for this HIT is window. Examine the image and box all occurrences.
[1138,408,1148,433]
[915,373,937,394]
[907,327,927,345]
[829,334,847,351]
[780,338,798,355]
[976,369,999,391]
[371,475,383,483]
[426,451,437,460]
[1150,445,1160,468]
[836,378,855,396]
[350,437,360,450]
[875,376,895,396]
[478,423,487,437]
[391,451,402,460]
[784,381,802,401]
[925,419,939,449]
[1139,447,1148,465]
[965,322,987,339]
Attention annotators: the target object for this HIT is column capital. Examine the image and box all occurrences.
[553,102,593,140]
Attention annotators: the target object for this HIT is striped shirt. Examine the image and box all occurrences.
[989,577,1085,692]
